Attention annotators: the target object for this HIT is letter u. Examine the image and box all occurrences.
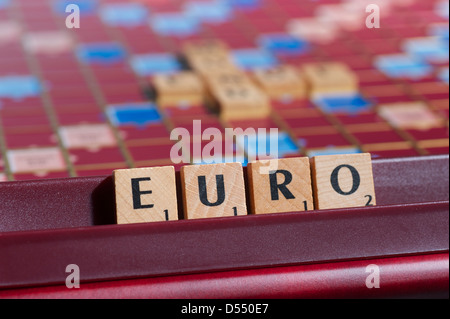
[198,175,225,207]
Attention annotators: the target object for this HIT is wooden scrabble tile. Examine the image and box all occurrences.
[152,71,206,107]
[211,84,272,121]
[180,163,247,219]
[114,166,178,224]
[378,102,444,130]
[206,70,254,90]
[183,39,230,60]
[252,65,307,100]
[310,153,376,210]
[302,62,359,96]
[188,54,239,79]
[247,158,314,215]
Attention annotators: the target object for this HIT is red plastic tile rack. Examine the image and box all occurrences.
[0,155,448,298]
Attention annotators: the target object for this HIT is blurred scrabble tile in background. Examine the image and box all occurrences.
[152,71,206,108]
[302,62,359,97]
[187,53,239,79]
[183,39,231,61]
[211,84,272,121]
[183,39,236,78]
[180,163,247,220]
[114,166,178,224]
[206,70,254,89]
[310,153,376,210]
[252,65,307,100]
[247,157,314,215]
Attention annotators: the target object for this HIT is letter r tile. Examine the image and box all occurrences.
[114,166,178,224]
[247,158,314,214]
[180,163,247,220]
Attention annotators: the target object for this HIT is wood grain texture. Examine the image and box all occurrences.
[114,166,178,224]
[302,62,359,96]
[247,158,314,214]
[310,153,376,210]
[180,163,247,219]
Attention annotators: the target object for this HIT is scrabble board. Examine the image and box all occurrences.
[0,0,448,181]
[0,0,448,299]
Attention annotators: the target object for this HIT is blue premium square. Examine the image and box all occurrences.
[0,76,42,100]
[236,131,299,159]
[403,37,449,64]
[77,43,127,65]
[0,0,11,10]
[232,49,278,70]
[307,147,361,157]
[54,0,98,15]
[258,34,310,56]
[222,0,261,9]
[440,68,449,84]
[107,103,162,127]
[150,13,200,37]
[429,24,449,43]
[314,93,373,114]
[375,54,433,80]
[100,3,149,27]
[130,53,182,77]
[184,1,233,24]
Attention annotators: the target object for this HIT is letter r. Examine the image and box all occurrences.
[269,170,295,201]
